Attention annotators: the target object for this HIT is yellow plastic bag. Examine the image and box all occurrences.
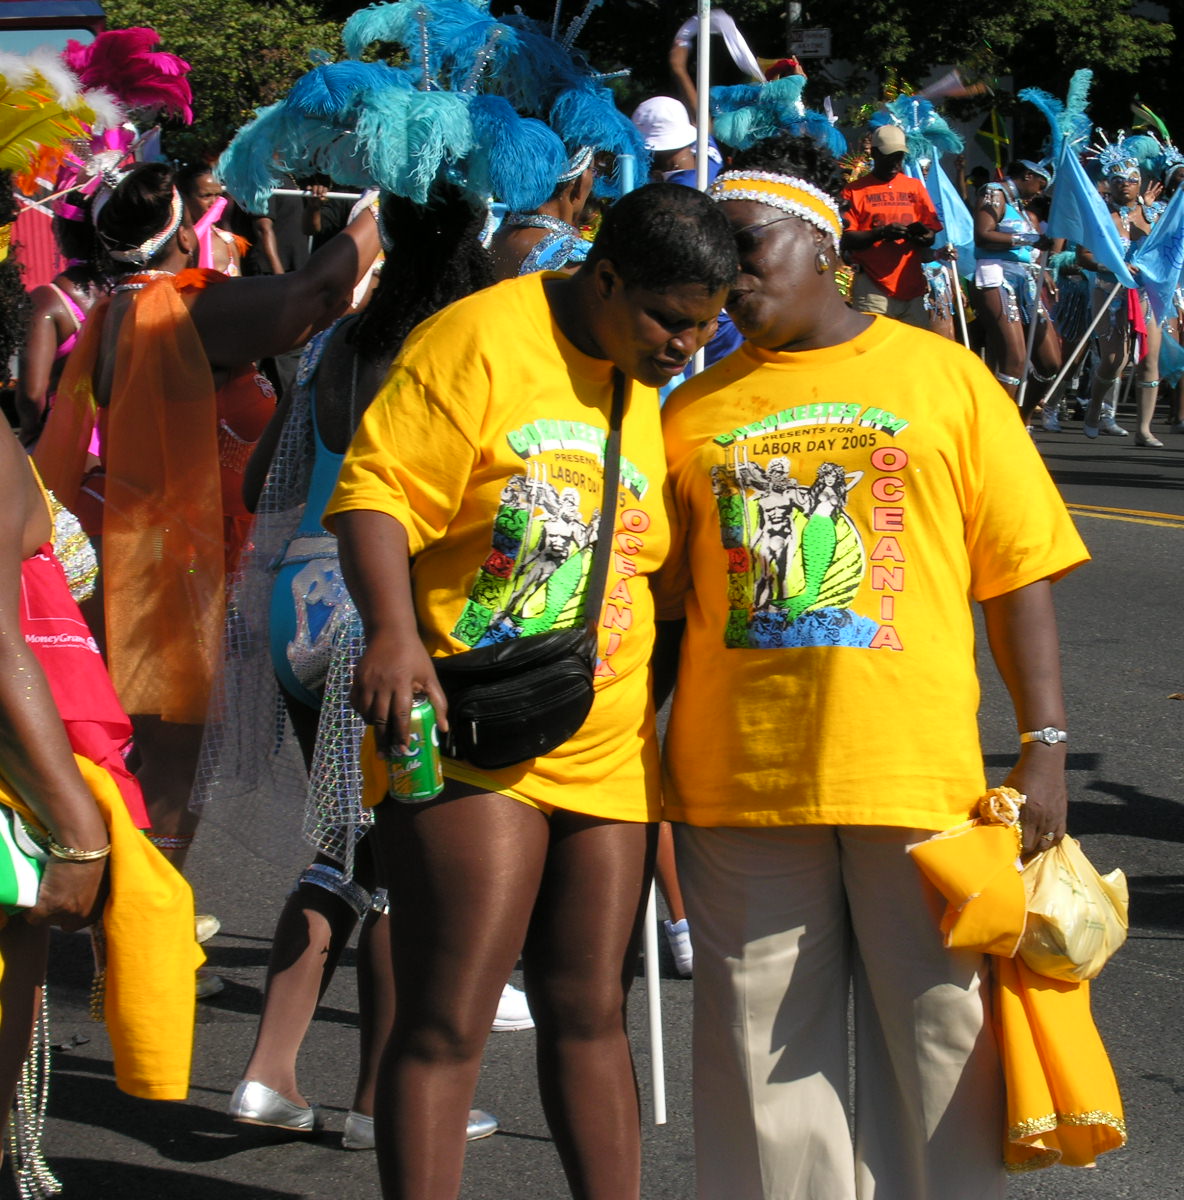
[1019,837,1128,982]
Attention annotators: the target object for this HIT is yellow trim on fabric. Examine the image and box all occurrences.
[0,223,11,265]
[711,176,843,240]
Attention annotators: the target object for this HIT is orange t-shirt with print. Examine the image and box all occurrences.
[842,172,942,301]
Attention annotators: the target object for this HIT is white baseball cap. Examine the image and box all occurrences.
[631,97,697,152]
[870,125,908,154]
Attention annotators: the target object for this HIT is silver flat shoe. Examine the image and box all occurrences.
[342,1110,374,1150]
[340,1108,498,1148]
[466,1109,499,1141]
[229,1080,321,1133]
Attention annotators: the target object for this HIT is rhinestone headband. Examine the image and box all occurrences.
[94,187,185,266]
[556,145,596,184]
[708,170,842,252]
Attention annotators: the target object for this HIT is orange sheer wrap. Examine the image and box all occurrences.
[35,271,226,724]
[911,812,1126,1171]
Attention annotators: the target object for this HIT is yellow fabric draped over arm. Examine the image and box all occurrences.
[0,757,202,1100]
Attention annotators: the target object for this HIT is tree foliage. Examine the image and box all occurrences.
[102,0,341,162]
[98,0,1177,164]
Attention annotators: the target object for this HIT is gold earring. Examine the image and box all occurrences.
[816,250,831,274]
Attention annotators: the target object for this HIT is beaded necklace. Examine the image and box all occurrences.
[501,212,580,237]
[112,268,177,294]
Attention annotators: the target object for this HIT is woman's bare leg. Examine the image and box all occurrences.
[523,813,657,1200]
[371,785,550,1199]
[132,716,203,871]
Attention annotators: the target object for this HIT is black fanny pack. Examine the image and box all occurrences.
[435,626,598,770]
[434,371,625,772]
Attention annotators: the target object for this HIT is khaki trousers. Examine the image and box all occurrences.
[850,272,931,329]
[676,824,1006,1200]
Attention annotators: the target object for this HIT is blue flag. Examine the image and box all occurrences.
[906,158,975,279]
[1158,330,1184,385]
[1130,185,1184,324]
[1046,142,1137,288]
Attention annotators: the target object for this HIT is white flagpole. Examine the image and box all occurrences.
[621,142,666,1125]
[691,0,712,376]
[644,881,667,1124]
[949,262,970,347]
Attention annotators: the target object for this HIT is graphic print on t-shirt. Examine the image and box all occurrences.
[451,419,649,649]
[710,401,910,650]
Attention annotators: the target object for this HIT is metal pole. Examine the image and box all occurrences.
[271,187,363,201]
[950,262,970,348]
[643,881,667,1124]
[619,142,663,1125]
[692,0,712,375]
[1014,265,1048,411]
[619,153,636,196]
[1038,281,1124,410]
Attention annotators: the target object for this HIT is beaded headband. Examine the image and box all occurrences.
[556,145,595,184]
[93,186,185,266]
[708,170,842,252]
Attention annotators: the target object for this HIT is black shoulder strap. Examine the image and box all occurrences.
[582,369,626,633]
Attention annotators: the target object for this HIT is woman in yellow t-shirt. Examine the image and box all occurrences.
[326,184,736,1199]
[656,134,1089,1200]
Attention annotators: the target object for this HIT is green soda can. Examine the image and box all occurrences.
[384,695,444,803]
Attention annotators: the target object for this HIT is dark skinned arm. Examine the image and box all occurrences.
[335,510,449,755]
[189,207,378,374]
[980,578,1070,855]
[841,225,909,253]
[253,214,285,275]
[0,433,107,928]
[15,288,66,445]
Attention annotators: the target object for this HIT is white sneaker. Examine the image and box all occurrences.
[491,982,533,1032]
[664,918,693,978]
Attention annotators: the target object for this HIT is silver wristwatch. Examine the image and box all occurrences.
[1019,727,1068,746]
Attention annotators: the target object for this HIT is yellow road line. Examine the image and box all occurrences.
[1067,503,1184,529]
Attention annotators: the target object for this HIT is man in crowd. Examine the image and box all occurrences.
[841,124,943,328]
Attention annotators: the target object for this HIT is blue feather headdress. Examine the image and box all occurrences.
[869,94,962,166]
[709,75,846,158]
[218,0,645,214]
[1019,69,1093,165]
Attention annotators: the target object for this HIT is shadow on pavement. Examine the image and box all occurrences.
[1123,875,1184,932]
[46,1060,342,1165]
[1072,781,1184,844]
[26,1160,300,1199]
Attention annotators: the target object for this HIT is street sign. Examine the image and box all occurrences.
[790,28,831,58]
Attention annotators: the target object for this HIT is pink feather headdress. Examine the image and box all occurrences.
[63,27,193,124]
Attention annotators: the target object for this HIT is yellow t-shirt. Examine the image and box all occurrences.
[658,316,1089,830]
[325,272,669,821]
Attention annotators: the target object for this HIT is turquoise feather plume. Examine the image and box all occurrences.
[468,94,566,208]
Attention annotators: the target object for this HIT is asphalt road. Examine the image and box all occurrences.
[16,406,1184,1200]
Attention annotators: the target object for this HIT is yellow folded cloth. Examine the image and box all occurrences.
[909,819,1028,957]
[0,755,203,1100]
[910,807,1126,1172]
[995,955,1126,1170]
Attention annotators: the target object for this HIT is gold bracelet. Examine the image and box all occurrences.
[48,840,111,862]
